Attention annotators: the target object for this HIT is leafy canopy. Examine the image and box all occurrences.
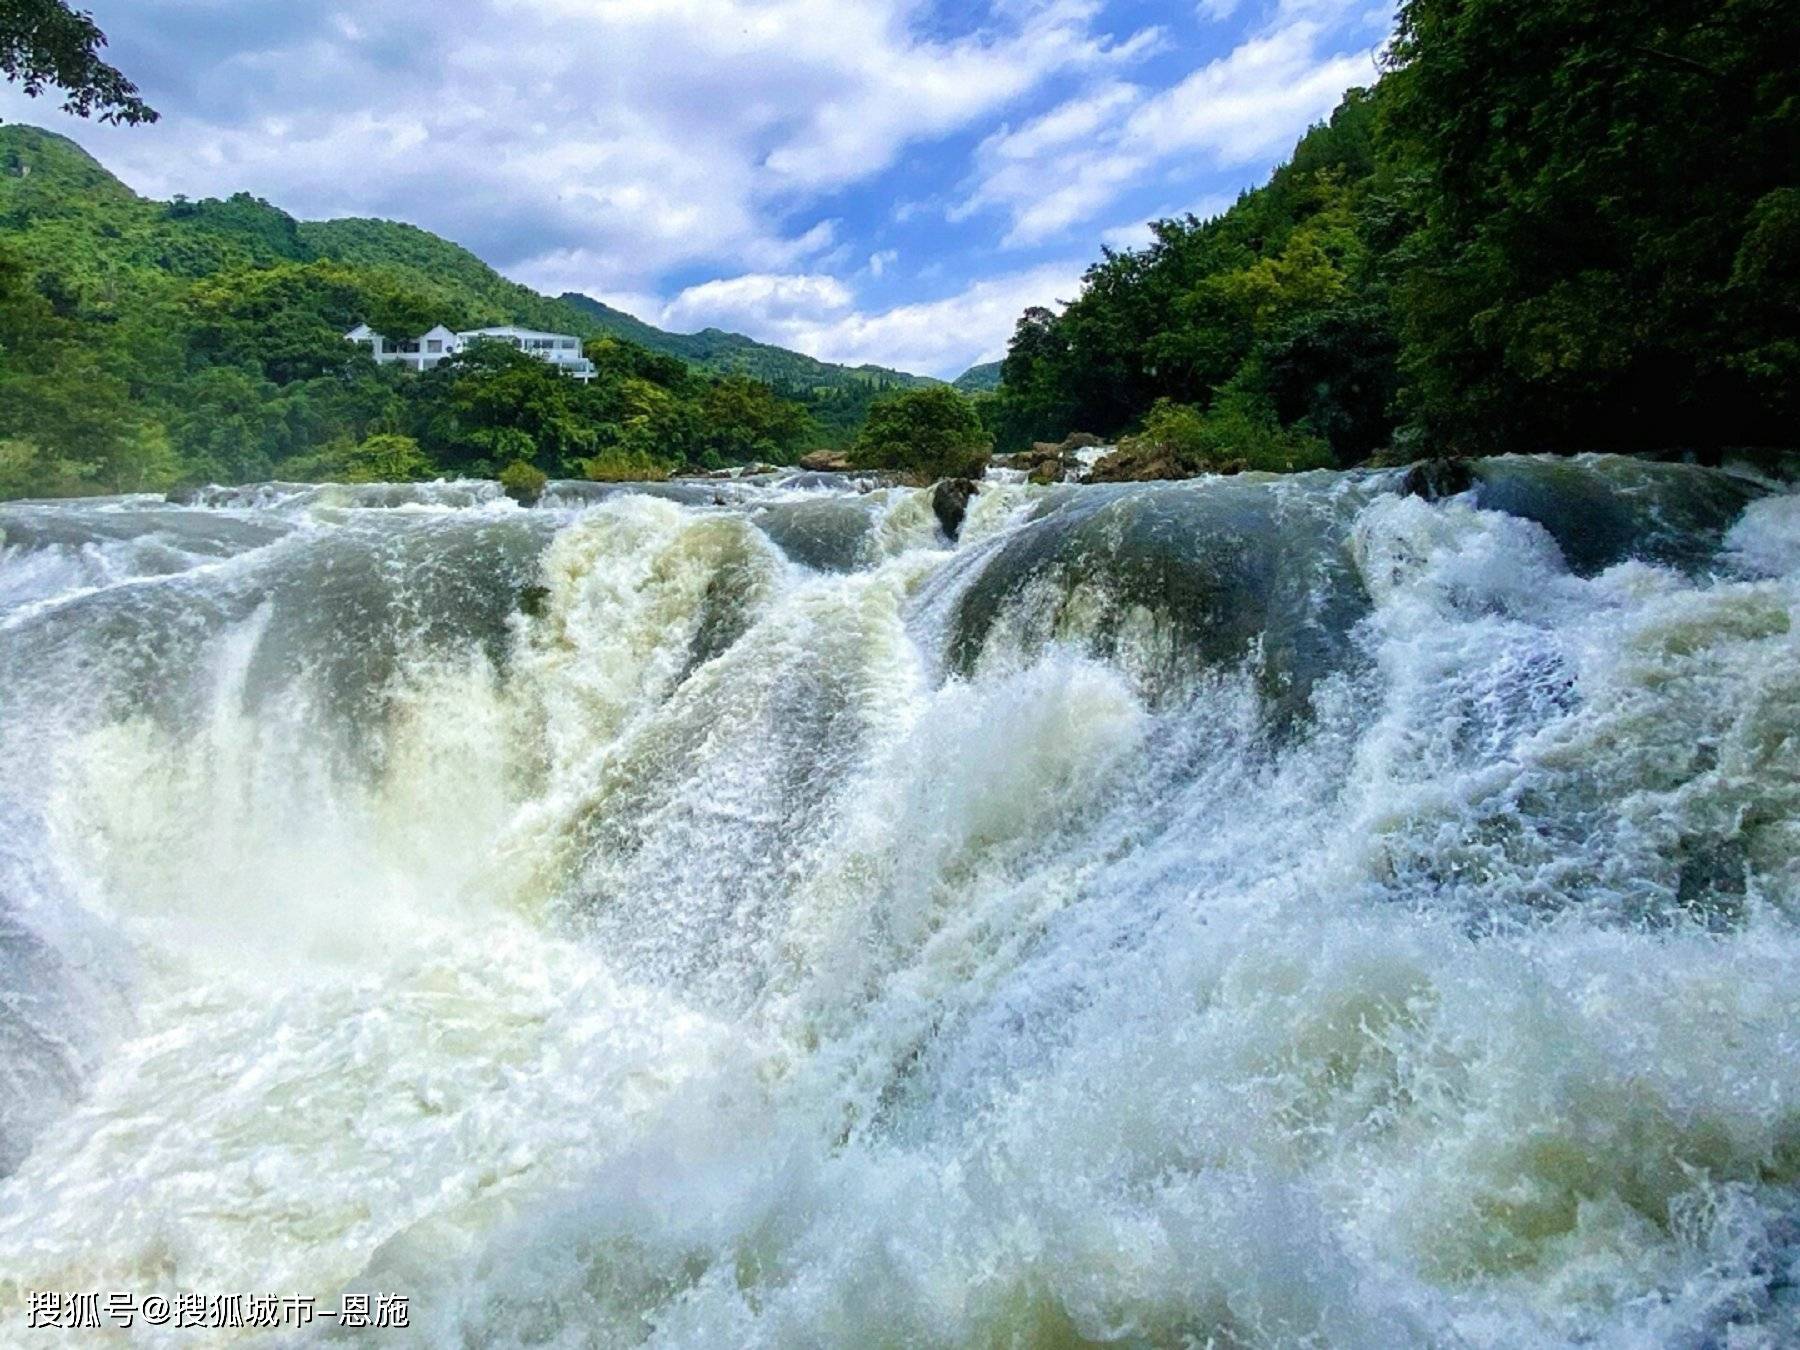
[0,126,816,497]
[851,386,992,481]
[994,0,1798,463]
[1,0,155,124]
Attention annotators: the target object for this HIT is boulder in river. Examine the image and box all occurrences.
[1086,442,1243,483]
[1398,457,1474,501]
[799,450,853,472]
[1000,432,1105,484]
[931,478,979,539]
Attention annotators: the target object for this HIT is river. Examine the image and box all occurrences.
[1,456,1797,1346]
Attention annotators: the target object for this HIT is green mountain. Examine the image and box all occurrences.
[0,123,821,494]
[952,361,1003,392]
[557,291,935,393]
[0,125,934,391]
[297,217,608,336]
[0,125,578,325]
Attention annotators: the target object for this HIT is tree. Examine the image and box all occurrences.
[335,433,430,483]
[411,343,597,475]
[1,0,156,124]
[989,90,1401,464]
[1381,0,1800,450]
[851,386,992,481]
[1109,395,1333,477]
[697,374,811,466]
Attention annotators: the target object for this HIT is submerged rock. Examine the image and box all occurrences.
[517,583,551,618]
[948,479,1371,726]
[1398,457,1474,501]
[1470,454,1768,575]
[932,478,979,540]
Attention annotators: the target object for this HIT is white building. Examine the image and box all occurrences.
[346,323,596,381]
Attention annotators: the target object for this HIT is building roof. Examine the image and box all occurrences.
[457,325,578,342]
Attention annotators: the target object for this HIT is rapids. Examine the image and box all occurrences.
[1,455,1798,1346]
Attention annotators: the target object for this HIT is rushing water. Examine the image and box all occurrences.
[1,456,1798,1347]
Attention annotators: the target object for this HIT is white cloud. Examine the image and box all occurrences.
[0,0,1386,380]
[958,17,1380,245]
[3,0,1157,295]
[655,262,1083,377]
[980,81,1144,164]
[1099,220,1158,251]
[1123,22,1376,163]
[662,273,855,331]
[1098,192,1239,250]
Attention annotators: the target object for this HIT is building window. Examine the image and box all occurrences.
[427,340,442,353]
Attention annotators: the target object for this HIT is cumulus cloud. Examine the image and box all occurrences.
[1098,192,1239,250]
[959,14,1381,245]
[0,0,1388,375]
[662,273,855,330]
[658,262,1085,377]
[2,0,1154,296]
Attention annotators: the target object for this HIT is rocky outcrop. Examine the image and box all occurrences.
[499,461,549,505]
[931,478,979,540]
[997,432,1107,485]
[676,463,782,480]
[798,450,853,472]
[1085,443,1235,483]
[1397,457,1475,501]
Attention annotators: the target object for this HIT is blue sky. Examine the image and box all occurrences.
[0,0,1392,377]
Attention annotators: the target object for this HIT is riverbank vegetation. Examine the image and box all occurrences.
[2,0,1793,499]
[850,386,992,482]
[0,128,826,497]
[989,0,1798,465]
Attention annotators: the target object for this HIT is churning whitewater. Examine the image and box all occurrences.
[2,457,1798,1347]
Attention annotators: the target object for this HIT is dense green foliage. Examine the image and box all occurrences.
[997,0,1798,462]
[1120,396,1333,476]
[850,386,992,480]
[0,125,814,496]
[1,0,155,125]
[1382,0,1798,451]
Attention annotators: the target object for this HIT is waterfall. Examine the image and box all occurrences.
[1,456,1797,1346]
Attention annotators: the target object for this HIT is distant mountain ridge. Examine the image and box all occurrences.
[556,291,936,392]
[953,361,1004,392]
[0,124,937,392]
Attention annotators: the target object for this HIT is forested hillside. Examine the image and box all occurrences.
[557,291,933,393]
[952,362,1003,393]
[0,125,817,494]
[993,0,1798,466]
